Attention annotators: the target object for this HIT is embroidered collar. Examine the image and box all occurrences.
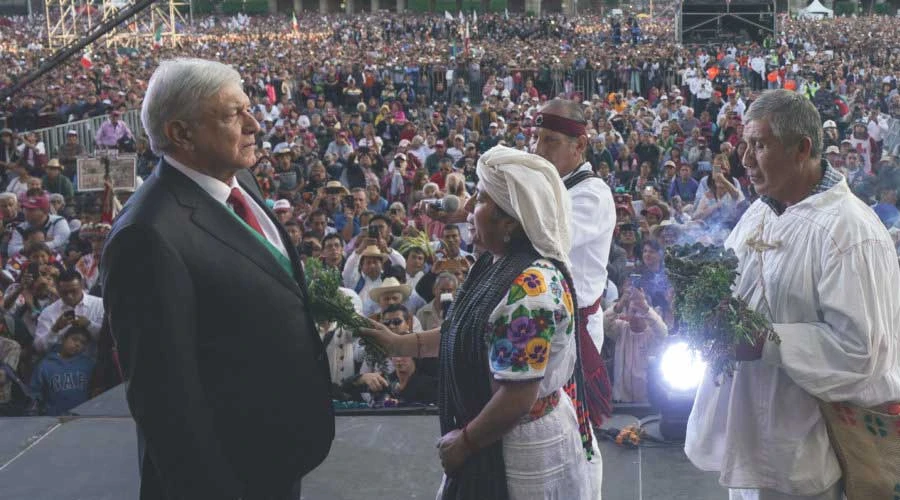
[761,159,843,215]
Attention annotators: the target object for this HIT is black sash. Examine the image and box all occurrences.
[564,169,599,190]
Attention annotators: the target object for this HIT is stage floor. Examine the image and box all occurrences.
[0,385,727,500]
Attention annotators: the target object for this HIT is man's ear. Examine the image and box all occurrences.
[165,120,193,151]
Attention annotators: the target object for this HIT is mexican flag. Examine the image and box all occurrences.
[291,12,298,33]
[80,50,92,69]
[153,23,163,47]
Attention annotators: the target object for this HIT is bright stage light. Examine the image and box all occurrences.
[659,342,707,392]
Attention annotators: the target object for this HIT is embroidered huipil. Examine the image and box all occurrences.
[685,166,900,495]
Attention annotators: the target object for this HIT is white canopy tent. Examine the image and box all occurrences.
[799,0,834,19]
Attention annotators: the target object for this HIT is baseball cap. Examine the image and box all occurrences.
[435,140,445,147]
[823,120,837,129]
[22,194,50,212]
[67,129,78,136]
[825,145,840,154]
[273,199,292,212]
[515,133,526,141]
[273,142,291,155]
[398,139,411,148]
[641,206,664,218]
[489,122,498,128]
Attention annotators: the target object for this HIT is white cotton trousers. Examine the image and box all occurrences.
[729,482,844,500]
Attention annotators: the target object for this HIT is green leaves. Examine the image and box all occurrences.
[665,244,777,384]
[305,258,387,369]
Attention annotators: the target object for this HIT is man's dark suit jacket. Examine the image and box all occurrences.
[101,160,334,500]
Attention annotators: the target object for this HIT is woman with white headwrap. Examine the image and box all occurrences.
[361,146,602,500]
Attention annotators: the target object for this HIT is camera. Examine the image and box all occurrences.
[629,273,642,289]
[343,195,355,208]
[368,224,380,239]
[300,241,316,257]
[440,292,454,319]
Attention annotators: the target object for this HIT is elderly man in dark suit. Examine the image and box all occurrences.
[100,58,333,500]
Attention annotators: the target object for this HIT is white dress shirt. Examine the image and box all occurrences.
[33,294,105,353]
[562,162,617,351]
[166,156,288,258]
[685,180,900,495]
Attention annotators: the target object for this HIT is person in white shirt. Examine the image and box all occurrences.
[534,98,617,430]
[33,270,104,353]
[685,89,900,500]
[342,243,405,301]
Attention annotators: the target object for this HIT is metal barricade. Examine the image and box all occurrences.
[32,109,143,157]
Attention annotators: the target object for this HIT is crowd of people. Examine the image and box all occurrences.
[0,8,899,419]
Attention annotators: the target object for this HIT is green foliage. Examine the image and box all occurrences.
[191,0,271,14]
[305,258,388,369]
[406,0,507,12]
[834,1,857,15]
[873,3,893,14]
[665,243,777,384]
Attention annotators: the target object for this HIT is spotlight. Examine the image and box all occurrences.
[648,340,706,441]
[660,341,706,391]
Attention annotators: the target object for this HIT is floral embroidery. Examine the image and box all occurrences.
[511,348,529,372]
[489,263,572,379]
[549,277,563,303]
[509,316,538,348]
[514,269,547,297]
[526,337,550,370]
[490,339,514,371]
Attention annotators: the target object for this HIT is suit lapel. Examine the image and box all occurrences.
[160,162,304,299]
[235,170,309,296]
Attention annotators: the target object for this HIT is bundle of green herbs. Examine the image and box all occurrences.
[304,258,387,369]
[665,243,777,383]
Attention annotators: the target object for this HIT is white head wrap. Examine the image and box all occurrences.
[476,146,572,268]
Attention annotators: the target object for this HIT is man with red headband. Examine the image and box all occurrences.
[535,98,617,436]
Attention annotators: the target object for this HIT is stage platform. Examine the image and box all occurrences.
[0,385,728,500]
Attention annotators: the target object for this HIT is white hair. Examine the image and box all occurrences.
[0,192,17,205]
[141,58,243,155]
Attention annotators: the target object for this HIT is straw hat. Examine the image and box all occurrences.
[369,277,411,302]
[650,219,683,239]
[46,158,62,169]
[359,245,389,261]
[324,180,350,196]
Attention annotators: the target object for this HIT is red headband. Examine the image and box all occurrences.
[534,112,586,138]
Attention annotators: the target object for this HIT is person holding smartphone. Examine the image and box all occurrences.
[33,270,104,354]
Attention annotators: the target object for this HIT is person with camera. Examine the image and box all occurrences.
[3,243,61,350]
[33,270,103,354]
[414,271,459,332]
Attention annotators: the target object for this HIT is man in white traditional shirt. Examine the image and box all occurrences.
[534,98,617,435]
[685,89,900,500]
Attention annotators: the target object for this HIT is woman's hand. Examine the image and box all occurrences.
[357,318,402,355]
[437,429,470,475]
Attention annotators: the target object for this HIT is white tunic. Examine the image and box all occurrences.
[562,162,617,351]
[685,179,900,495]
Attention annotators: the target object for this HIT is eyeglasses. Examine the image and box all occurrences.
[382,318,405,327]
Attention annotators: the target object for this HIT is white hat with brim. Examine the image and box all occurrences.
[360,245,389,261]
[369,277,411,302]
